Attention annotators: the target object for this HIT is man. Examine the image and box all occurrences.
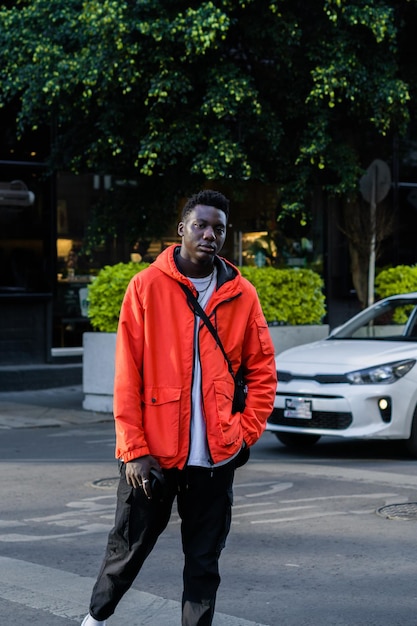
[81,189,277,626]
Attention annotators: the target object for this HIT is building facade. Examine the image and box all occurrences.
[1,128,417,380]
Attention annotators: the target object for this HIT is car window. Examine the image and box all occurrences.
[331,299,417,341]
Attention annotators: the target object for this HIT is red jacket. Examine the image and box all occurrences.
[114,244,277,468]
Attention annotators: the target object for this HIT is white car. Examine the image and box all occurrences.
[267,292,417,456]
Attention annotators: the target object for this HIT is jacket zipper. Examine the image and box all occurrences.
[185,314,198,468]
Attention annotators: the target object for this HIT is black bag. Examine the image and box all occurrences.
[232,365,247,414]
[180,284,247,414]
[149,468,167,501]
[234,442,250,468]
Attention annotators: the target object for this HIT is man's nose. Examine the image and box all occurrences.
[203,226,216,240]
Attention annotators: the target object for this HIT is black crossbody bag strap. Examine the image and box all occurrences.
[179,283,235,380]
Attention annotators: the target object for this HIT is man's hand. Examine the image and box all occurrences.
[125,455,162,499]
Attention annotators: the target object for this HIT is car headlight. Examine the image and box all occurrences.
[346,359,416,384]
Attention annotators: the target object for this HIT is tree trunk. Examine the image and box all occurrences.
[348,243,368,308]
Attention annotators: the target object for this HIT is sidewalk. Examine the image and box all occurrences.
[0,555,270,625]
[0,385,113,429]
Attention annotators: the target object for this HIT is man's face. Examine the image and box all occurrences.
[178,204,227,265]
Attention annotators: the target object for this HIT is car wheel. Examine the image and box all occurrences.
[275,432,321,449]
[405,406,417,458]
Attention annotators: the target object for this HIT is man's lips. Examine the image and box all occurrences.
[198,244,216,253]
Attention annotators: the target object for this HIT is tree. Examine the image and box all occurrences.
[0,0,415,258]
[339,195,395,307]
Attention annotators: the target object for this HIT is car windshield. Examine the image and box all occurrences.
[330,297,417,341]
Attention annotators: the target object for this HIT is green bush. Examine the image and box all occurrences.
[240,266,326,324]
[88,261,326,331]
[87,262,149,332]
[375,265,417,299]
[374,264,417,324]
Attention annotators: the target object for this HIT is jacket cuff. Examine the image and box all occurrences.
[120,447,150,463]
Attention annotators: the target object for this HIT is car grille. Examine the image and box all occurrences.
[278,371,349,384]
[268,408,353,430]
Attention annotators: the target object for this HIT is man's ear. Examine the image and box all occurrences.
[177,222,184,237]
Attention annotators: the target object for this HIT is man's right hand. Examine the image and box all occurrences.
[125,455,162,499]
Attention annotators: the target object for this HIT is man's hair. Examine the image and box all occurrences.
[181,189,230,220]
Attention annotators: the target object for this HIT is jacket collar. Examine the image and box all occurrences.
[152,244,240,295]
[171,244,238,287]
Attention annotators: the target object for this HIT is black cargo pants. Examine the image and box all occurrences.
[89,460,235,626]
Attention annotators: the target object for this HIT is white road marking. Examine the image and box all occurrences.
[235,481,293,497]
[234,505,317,519]
[252,511,348,524]
[279,492,399,503]
[0,483,405,542]
[233,502,275,509]
[251,462,417,489]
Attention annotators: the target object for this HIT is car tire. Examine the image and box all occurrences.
[405,406,417,458]
[275,432,321,449]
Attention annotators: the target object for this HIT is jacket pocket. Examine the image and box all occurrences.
[255,313,275,355]
[143,386,182,457]
[212,379,242,445]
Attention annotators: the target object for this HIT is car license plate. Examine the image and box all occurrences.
[284,398,312,419]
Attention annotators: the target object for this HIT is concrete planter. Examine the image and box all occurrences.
[82,325,329,412]
[269,324,329,355]
[82,332,116,413]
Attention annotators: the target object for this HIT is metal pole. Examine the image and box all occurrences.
[368,168,377,308]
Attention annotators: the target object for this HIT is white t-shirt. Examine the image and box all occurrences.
[187,269,217,467]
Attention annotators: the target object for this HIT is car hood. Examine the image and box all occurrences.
[275,339,417,374]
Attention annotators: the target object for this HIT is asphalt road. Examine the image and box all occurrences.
[1,386,417,626]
